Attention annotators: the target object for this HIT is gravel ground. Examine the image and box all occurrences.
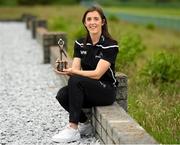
[0,22,99,145]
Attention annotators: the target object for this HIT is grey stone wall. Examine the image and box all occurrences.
[116,73,128,111]
[21,14,36,29]
[35,26,67,64]
[92,103,157,144]
[26,17,67,64]
[31,19,47,39]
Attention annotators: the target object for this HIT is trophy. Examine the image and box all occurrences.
[56,38,68,72]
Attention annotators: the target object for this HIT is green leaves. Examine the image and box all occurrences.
[141,52,180,84]
[49,17,69,31]
[116,33,145,70]
[72,26,86,40]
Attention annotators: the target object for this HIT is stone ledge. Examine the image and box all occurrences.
[21,14,36,29]
[36,27,48,45]
[36,27,67,63]
[92,102,157,144]
[23,15,67,64]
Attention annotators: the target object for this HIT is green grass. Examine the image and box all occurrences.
[128,80,180,143]
[0,5,179,143]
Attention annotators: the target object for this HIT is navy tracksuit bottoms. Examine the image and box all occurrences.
[56,75,116,124]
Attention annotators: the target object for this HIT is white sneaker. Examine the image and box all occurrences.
[79,122,93,136]
[52,125,80,143]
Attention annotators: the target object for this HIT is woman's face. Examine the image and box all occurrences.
[84,11,104,35]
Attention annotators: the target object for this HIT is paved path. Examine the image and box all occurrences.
[0,22,98,145]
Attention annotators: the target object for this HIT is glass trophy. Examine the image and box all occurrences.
[56,38,68,72]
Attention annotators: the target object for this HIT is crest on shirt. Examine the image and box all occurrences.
[80,50,87,55]
[95,52,103,59]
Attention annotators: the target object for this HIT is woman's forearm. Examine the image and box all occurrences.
[72,69,100,80]
[62,59,110,79]
[72,59,110,79]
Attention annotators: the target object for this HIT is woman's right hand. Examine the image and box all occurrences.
[53,68,71,76]
[55,58,60,63]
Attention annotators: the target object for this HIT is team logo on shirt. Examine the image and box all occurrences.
[80,50,87,55]
[95,52,103,59]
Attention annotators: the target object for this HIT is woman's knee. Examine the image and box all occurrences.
[68,75,89,86]
[68,75,81,85]
[56,86,68,105]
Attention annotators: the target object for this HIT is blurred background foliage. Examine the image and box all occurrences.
[0,0,81,6]
[0,0,180,6]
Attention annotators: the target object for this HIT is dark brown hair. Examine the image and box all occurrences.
[82,6,116,44]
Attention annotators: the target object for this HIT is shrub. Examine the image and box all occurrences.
[52,0,81,5]
[146,23,155,30]
[48,17,68,31]
[73,26,86,40]
[108,14,119,22]
[17,0,50,5]
[140,52,180,84]
[0,0,18,6]
[17,0,80,5]
[116,33,145,70]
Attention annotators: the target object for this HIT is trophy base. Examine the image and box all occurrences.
[56,61,68,72]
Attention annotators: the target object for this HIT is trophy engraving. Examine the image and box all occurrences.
[56,38,68,71]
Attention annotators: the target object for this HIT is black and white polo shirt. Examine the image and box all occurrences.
[73,35,119,87]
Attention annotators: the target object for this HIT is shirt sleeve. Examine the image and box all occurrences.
[101,46,119,64]
[73,41,81,58]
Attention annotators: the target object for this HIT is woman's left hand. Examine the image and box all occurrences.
[63,68,73,74]
[53,68,73,76]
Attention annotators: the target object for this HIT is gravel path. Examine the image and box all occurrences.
[0,22,98,145]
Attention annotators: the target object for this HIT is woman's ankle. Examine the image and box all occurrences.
[69,122,78,129]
